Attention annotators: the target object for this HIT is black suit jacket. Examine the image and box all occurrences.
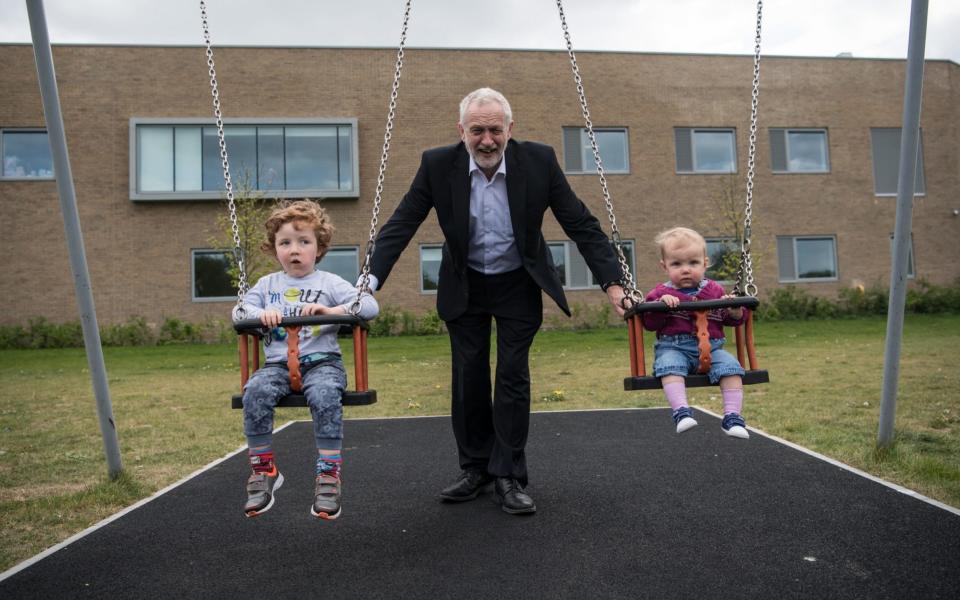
[371,139,622,321]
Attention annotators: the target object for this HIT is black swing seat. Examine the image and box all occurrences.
[233,314,376,408]
[230,391,377,409]
[622,297,769,390]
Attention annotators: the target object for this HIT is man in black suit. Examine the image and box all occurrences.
[368,88,627,514]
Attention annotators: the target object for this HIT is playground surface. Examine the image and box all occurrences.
[2,408,958,599]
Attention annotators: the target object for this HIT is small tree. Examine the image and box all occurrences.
[207,176,278,291]
[700,174,759,286]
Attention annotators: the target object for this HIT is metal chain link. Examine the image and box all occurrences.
[200,0,247,313]
[555,0,641,304]
[352,0,412,315]
[733,0,763,298]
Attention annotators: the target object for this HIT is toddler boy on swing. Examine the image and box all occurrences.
[233,200,378,519]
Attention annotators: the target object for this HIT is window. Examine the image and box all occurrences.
[320,246,360,283]
[705,237,739,282]
[777,236,838,282]
[769,128,830,173]
[548,240,635,289]
[889,234,916,279]
[562,127,629,174]
[420,245,442,293]
[1,129,54,179]
[130,118,359,200]
[675,128,736,173]
[870,128,926,196]
[192,250,235,301]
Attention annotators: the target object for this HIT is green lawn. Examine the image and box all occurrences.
[1,314,958,571]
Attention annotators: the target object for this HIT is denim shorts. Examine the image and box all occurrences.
[652,334,745,384]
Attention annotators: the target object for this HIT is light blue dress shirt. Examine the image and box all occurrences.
[467,152,521,274]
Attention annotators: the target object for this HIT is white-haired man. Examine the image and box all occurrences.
[369,87,627,514]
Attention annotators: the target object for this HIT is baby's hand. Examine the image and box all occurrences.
[660,294,680,308]
[302,303,344,317]
[260,309,283,328]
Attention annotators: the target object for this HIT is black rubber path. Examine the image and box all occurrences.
[3,408,958,599]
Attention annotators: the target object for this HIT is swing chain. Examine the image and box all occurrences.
[555,0,641,305]
[352,0,412,316]
[200,0,248,313]
[733,0,763,298]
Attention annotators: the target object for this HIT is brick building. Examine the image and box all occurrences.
[1,44,957,326]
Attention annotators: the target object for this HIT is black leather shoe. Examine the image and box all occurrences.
[494,477,536,515]
[439,470,493,502]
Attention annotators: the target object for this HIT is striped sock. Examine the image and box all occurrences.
[316,452,342,478]
[249,446,274,474]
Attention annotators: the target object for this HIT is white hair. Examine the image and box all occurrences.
[459,87,513,126]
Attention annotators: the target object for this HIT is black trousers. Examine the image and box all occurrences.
[445,267,543,486]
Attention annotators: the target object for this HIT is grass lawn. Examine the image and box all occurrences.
[1,314,958,571]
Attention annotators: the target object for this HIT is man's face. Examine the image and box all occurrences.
[458,100,513,176]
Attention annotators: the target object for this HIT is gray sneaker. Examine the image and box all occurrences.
[311,473,342,520]
[244,466,283,517]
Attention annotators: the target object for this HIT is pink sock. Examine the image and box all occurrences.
[722,387,744,415]
[663,381,688,412]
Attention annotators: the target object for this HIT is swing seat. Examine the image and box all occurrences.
[232,314,376,408]
[622,297,769,390]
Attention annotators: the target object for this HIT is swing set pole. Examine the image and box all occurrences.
[25,0,123,478]
[878,0,928,449]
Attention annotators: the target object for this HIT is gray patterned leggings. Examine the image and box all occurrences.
[242,360,346,451]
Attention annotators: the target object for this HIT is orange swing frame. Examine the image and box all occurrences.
[623,297,769,390]
[232,315,376,408]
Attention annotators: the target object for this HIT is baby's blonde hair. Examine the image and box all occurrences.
[654,227,707,259]
[261,199,335,262]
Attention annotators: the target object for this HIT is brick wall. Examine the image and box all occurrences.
[1,45,957,325]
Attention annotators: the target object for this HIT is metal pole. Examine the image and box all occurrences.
[878,0,928,448]
[25,0,123,477]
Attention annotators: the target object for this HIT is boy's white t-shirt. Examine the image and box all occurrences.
[233,269,379,363]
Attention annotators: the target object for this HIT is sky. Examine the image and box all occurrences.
[1,0,958,63]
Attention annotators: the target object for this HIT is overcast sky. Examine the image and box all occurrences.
[2,0,958,63]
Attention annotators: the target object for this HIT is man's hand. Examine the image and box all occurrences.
[605,284,629,318]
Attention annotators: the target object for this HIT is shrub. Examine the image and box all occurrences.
[101,316,155,346]
[906,279,960,314]
[838,283,888,315]
[158,317,204,345]
[756,286,839,320]
[416,309,446,335]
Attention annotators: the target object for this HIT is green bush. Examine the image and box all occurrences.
[416,309,446,335]
[101,316,155,346]
[368,305,401,337]
[906,280,960,314]
[158,317,204,345]
[756,286,839,320]
[838,283,888,316]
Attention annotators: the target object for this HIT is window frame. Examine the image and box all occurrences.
[674,127,738,174]
[770,128,831,174]
[129,117,360,201]
[319,245,361,283]
[704,236,739,283]
[419,244,442,294]
[549,239,636,290]
[561,126,630,175]
[1,128,55,181]
[889,234,916,279]
[869,127,926,197]
[776,235,839,283]
[191,248,236,302]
